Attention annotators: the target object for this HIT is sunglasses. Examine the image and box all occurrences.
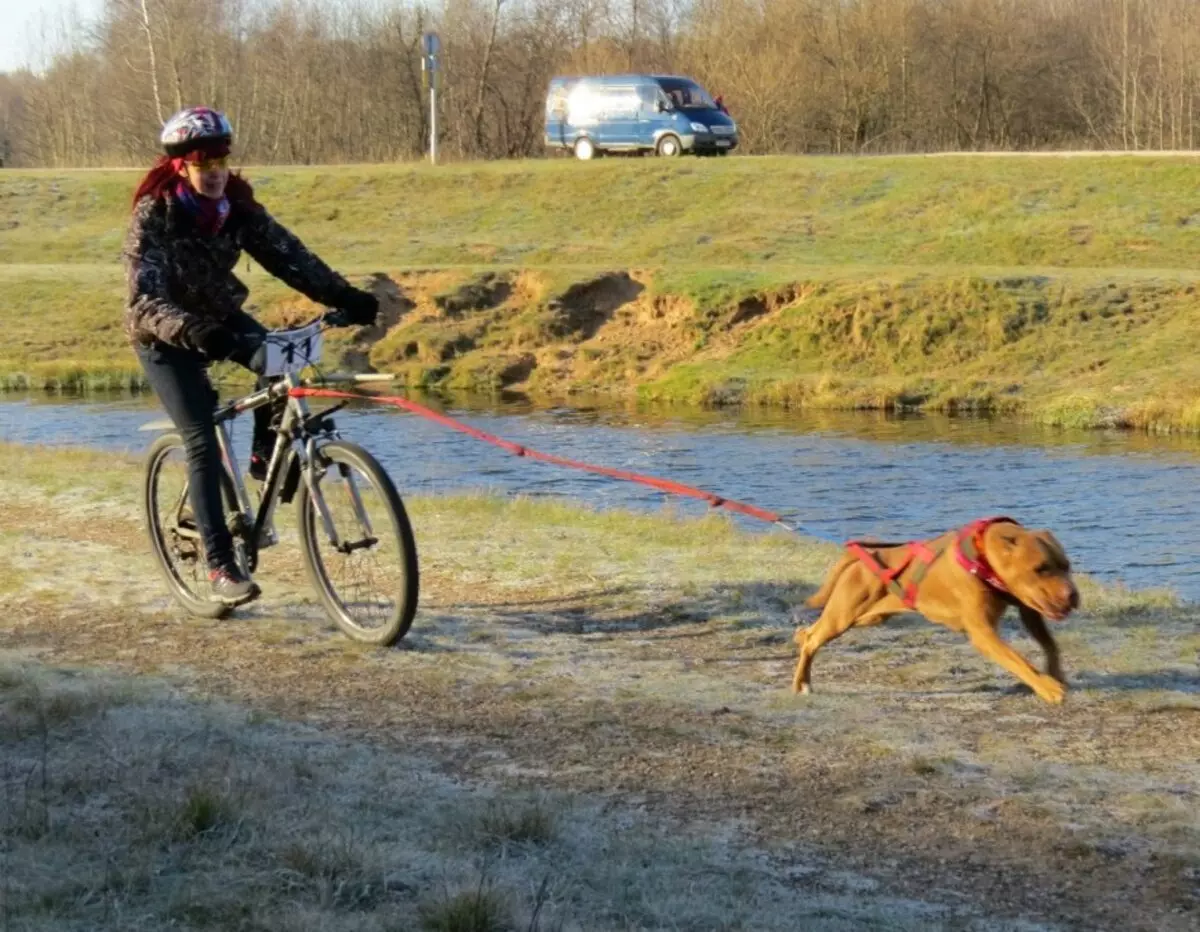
[192,155,230,171]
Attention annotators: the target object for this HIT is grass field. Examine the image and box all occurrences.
[4,156,1200,427]
[1,442,1197,929]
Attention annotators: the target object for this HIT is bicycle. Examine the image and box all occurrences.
[139,312,419,646]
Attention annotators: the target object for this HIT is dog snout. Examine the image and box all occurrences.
[1048,581,1080,619]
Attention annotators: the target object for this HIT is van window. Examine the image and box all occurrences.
[637,84,666,112]
[567,84,639,123]
[596,87,640,120]
[547,85,569,118]
[654,78,716,110]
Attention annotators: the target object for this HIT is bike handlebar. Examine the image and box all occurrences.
[300,372,397,386]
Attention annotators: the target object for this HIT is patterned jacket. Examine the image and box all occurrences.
[123,192,356,349]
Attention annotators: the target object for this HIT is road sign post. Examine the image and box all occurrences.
[421,32,440,165]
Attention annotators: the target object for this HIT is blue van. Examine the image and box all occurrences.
[544,74,738,159]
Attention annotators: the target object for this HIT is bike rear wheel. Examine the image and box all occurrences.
[144,432,233,619]
[298,441,419,645]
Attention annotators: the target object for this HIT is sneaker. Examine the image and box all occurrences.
[208,564,261,606]
[249,453,268,482]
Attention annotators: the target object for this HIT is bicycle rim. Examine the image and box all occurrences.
[145,433,229,618]
[299,441,418,644]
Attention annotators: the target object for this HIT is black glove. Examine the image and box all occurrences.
[231,331,267,375]
[194,324,241,361]
[336,288,379,326]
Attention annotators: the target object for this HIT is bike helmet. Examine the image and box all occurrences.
[160,106,233,157]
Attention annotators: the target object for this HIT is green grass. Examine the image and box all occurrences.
[6,157,1200,269]
[6,156,1200,428]
[2,442,1199,928]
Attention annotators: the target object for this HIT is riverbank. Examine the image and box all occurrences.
[5,157,1200,429]
[1,441,1198,929]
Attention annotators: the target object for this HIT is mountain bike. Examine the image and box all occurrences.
[139,313,419,645]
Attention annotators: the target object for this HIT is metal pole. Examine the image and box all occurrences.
[430,79,437,165]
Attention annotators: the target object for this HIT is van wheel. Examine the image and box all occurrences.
[574,138,596,161]
[656,135,682,157]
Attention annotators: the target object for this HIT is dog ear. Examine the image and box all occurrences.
[1033,530,1068,565]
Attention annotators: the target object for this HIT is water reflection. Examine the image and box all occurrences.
[3,390,1199,599]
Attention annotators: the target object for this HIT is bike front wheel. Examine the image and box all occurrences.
[297,441,419,645]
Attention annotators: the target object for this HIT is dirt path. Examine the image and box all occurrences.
[2,445,1198,930]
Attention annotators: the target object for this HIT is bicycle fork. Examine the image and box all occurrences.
[302,439,378,555]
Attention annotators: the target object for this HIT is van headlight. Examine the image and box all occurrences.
[689,122,708,133]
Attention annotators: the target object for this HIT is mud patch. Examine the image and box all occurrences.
[727,285,803,328]
[730,296,768,326]
[548,273,645,340]
[340,273,415,373]
[436,272,513,318]
[438,333,479,362]
[498,354,537,387]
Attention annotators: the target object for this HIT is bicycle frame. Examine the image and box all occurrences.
[209,367,390,566]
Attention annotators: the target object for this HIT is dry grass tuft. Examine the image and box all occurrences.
[418,878,514,932]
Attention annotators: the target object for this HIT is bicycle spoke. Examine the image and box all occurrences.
[310,464,400,629]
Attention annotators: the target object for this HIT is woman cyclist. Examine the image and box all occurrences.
[124,106,379,606]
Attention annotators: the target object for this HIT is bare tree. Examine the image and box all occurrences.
[8,0,1200,166]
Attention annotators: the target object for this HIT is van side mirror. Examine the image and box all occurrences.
[655,99,671,113]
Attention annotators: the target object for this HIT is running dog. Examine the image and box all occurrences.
[793,517,1079,704]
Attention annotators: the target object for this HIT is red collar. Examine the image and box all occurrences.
[953,516,1017,594]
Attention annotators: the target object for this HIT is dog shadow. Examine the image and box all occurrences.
[1071,669,1200,695]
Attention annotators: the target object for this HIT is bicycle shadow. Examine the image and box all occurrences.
[401,579,818,650]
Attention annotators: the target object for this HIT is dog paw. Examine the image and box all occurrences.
[1037,677,1067,705]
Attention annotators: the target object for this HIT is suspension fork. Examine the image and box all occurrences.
[302,441,375,552]
[303,436,343,550]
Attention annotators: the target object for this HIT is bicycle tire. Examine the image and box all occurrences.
[143,432,232,619]
[297,440,419,645]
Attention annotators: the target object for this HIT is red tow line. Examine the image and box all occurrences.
[290,387,789,527]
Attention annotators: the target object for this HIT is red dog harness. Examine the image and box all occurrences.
[847,516,1016,609]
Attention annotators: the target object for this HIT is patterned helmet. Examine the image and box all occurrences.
[160,106,233,157]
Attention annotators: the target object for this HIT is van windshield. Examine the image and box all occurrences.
[654,78,717,111]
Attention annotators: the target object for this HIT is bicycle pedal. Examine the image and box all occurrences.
[257,529,279,548]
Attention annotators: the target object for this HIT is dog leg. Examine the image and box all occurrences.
[792,583,885,695]
[791,627,810,693]
[1018,605,1065,684]
[964,617,1066,704]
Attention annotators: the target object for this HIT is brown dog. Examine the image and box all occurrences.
[793,517,1079,704]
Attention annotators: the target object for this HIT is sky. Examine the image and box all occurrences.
[1,0,104,73]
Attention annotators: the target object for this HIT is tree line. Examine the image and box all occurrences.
[3,0,1200,166]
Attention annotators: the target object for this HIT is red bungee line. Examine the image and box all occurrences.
[291,387,791,527]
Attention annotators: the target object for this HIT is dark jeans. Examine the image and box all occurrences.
[136,312,274,570]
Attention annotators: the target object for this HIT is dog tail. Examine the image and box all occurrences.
[806,551,855,609]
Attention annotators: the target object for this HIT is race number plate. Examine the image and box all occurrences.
[263,321,323,376]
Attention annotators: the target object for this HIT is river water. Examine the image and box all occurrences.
[3,393,1199,599]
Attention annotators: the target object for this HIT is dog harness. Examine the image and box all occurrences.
[846,516,1016,609]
